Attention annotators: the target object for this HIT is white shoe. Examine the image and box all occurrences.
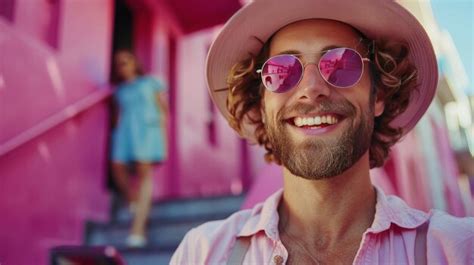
[126,234,147,248]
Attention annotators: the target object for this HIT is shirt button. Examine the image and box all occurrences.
[273,255,284,265]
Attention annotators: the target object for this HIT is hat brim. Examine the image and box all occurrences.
[206,0,438,142]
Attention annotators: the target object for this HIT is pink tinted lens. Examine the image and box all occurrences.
[261,55,303,93]
[319,48,363,88]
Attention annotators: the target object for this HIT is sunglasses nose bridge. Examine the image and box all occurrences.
[296,62,331,98]
[301,59,323,80]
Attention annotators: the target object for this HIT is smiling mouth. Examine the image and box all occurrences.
[285,114,344,129]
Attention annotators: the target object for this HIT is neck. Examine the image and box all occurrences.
[278,152,376,249]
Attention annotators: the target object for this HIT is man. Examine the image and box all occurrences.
[171,0,473,264]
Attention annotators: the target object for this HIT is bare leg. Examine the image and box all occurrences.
[130,162,154,237]
[111,162,133,203]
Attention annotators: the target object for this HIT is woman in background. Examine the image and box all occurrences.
[111,50,168,247]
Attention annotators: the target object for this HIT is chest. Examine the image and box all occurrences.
[284,242,359,265]
[280,233,362,265]
[115,81,154,108]
[229,229,427,265]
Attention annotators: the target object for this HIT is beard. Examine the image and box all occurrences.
[265,98,374,180]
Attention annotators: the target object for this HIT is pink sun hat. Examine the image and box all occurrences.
[206,0,438,142]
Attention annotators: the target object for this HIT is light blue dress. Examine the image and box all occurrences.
[111,76,166,163]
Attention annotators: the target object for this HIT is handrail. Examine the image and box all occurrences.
[0,88,112,157]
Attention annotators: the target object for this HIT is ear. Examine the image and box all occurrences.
[374,97,385,117]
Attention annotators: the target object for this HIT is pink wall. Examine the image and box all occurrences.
[0,0,264,264]
[0,103,111,265]
[130,2,184,198]
[0,0,114,264]
[12,0,60,48]
[175,29,248,196]
[129,1,262,198]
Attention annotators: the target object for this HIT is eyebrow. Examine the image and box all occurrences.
[274,45,344,56]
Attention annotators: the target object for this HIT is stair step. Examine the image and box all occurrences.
[113,194,245,223]
[84,193,245,264]
[86,216,227,248]
[118,247,174,265]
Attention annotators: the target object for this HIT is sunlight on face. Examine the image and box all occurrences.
[263,19,376,179]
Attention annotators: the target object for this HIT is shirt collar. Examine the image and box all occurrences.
[237,186,431,240]
[237,189,283,241]
[369,186,431,233]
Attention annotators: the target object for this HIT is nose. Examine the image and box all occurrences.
[295,63,331,100]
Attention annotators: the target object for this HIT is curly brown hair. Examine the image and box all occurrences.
[226,38,418,168]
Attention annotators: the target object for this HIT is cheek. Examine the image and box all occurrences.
[359,70,372,91]
[262,92,286,120]
[352,71,374,108]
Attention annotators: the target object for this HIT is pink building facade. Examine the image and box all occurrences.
[0,1,264,264]
[3,1,468,264]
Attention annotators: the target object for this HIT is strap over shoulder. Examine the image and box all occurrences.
[415,220,430,265]
[227,236,251,265]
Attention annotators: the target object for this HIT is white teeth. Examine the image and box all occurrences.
[293,115,339,127]
[314,116,321,125]
[295,117,303,127]
[321,116,327,124]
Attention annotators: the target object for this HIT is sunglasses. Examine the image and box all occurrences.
[257,47,370,93]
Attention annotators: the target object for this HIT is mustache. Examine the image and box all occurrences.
[277,99,356,121]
